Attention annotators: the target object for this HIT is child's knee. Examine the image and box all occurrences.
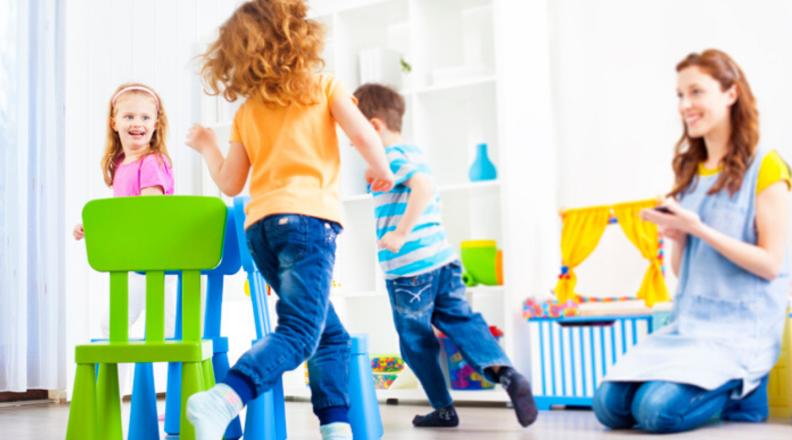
[632,388,682,433]
[593,382,635,429]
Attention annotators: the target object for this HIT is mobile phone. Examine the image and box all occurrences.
[654,206,674,214]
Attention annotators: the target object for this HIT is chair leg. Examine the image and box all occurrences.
[202,358,216,390]
[348,339,384,440]
[274,378,288,440]
[180,361,206,440]
[128,363,160,440]
[66,363,98,440]
[164,361,182,435]
[244,390,278,440]
[96,363,124,440]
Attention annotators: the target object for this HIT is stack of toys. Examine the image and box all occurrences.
[439,326,504,390]
[370,355,405,389]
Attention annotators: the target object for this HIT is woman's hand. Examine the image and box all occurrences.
[73,223,84,240]
[660,226,686,242]
[185,123,217,154]
[639,198,703,238]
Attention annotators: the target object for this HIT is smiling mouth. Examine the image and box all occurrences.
[129,130,146,139]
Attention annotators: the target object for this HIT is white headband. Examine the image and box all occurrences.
[112,86,160,111]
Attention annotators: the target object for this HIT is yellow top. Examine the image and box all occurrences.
[698,150,791,193]
[231,74,354,228]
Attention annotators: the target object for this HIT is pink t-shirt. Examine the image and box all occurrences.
[113,153,175,197]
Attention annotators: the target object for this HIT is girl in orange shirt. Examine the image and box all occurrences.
[184,1,394,440]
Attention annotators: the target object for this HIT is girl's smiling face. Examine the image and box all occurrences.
[676,66,737,139]
[112,93,158,158]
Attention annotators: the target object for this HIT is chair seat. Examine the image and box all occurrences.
[76,340,213,364]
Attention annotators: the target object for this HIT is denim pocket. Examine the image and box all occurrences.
[390,271,435,315]
[265,214,308,266]
[447,260,466,297]
[321,221,343,245]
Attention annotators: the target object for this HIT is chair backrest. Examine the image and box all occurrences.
[203,207,242,276]
[83,196,227,343]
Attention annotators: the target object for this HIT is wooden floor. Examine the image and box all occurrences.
[0,398,790,439]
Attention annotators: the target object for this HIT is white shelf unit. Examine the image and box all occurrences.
[313,0,509,404]
[198,0,559,405]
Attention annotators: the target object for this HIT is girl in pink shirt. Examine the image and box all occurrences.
[73,83,177,393]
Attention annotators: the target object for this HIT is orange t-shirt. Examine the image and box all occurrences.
[231,74,354,228]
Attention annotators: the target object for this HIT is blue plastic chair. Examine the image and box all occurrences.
[118,207,243,440]
[232,197,383,440]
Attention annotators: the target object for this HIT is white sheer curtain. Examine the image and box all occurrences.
[0,0,66,393]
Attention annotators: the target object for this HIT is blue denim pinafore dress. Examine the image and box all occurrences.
[605,147,790,397]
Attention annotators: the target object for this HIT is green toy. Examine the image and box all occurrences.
[65,196,226,440]
[460,240,502,287]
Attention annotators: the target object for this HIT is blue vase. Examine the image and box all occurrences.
[468,143,497,182]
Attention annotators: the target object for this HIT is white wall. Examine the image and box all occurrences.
[60,0,792,395]
[548,0,792,299]
[63,0,249,397]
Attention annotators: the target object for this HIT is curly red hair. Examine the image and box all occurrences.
[200,0,326,107]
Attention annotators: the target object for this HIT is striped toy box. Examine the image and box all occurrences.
[529,314,659,409]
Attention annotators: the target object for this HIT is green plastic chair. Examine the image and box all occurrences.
[66,196,227,440]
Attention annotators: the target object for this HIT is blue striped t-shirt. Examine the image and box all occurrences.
[372,144,456,279]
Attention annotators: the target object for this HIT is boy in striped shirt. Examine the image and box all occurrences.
[353,84,537,429]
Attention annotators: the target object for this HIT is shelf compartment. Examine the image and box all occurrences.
[413,79,499,188]
[411,0,494,90]
[336,200,378,295]
[334,0,409,91]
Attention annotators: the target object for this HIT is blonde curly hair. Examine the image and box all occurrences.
[200,0,326,107]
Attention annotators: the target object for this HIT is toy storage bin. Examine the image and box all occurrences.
[439,326,504,390]
[528,315,655,409]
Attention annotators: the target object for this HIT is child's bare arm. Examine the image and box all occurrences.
[141,186,164,195]
[186,123,251,197]
[331,97,394,192]
[379,173,434,253]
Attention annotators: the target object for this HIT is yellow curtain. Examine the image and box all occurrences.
[554,206,611,302]
[612,199,670,306]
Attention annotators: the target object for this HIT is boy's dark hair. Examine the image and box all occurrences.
[353,83,405,133]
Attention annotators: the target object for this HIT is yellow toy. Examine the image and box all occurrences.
[769,312,792,417]
[555,199,670,307]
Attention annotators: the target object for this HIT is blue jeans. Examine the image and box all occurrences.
[385,260,512,409]
[593,380,743,433]
[225,214,350,413]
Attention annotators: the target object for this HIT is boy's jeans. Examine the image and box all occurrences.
[385,260,512,409]
[227,214,351,413]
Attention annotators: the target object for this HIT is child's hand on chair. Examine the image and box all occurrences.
[73,223,84,240]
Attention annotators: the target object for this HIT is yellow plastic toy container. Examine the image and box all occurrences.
[769,312,792,418]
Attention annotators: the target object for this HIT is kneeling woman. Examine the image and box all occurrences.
[593,49,790,434]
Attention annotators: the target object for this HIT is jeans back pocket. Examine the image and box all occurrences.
[389,272,435,316]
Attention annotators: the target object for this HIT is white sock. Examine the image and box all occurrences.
[320,422,353,440]
[186,383,243,440]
